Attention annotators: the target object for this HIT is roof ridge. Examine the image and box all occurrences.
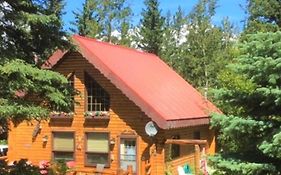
[72,34,158,58]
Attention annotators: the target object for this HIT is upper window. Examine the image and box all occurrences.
[85,72,110,112]
[52,132,74,161]
[85,132,110,167]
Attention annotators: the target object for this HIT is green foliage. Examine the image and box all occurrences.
[258,127,281,159]
[138,0,165,55]
[211,32,281,174]
[211,114,269,152]
[0,159,41,175]
[181,0,236,91]
[160,7,187,72]
[209,155,277,175]
[245,0,281,33]
[71,0,132,45]
[48,160,69,175]
[0,60,75,123]
[0,0,68,63]
[0,140,7,145]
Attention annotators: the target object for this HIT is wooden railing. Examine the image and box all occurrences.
[0,156,7,160]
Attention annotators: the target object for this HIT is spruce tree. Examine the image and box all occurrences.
[161,7,187,73]
[0,0,68,64]
[71,0,102,37]
[245,0,281,33]
[138,0,164,55]
[210,32,281,175]
[181,0,235,95]
[71,0,132,45]
[0,0,74,123]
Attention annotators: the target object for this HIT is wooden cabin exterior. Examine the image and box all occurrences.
[8,35,218,175]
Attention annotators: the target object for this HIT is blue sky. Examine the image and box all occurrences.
[62,0,247,32]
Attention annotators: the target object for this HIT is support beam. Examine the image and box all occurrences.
[0,156,7,160]
[165,139,207,145]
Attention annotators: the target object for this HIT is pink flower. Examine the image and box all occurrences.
[40,170,48,175]
[39,160,49,168]
[66,161,76,168]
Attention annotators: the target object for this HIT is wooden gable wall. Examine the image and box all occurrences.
[7,52,215,175]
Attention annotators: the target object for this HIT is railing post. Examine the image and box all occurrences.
[194,144,200,175]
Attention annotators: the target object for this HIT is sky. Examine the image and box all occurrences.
[62,0,247,32]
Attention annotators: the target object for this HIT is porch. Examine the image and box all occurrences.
[164,139,209,175]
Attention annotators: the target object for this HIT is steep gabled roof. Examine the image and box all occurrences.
[44,35,221,129]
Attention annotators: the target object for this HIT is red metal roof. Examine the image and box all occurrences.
[45,35,221,129]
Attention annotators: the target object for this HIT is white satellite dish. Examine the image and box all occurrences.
[145,121,158,137]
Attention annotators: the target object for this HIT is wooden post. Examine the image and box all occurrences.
[194,144,200,175]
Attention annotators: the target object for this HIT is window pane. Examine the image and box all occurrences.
[86,153,108,165]
[53,132,74,151]
[54,152,74,161]
[120,138,137,173]
[85,72,110,112]
[87,133,109,152]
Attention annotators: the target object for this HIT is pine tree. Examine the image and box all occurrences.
[210,32,281,175]
[181,0,235,95]
[138,0,164,55]
[245,0,281,33]
[71,0,132,45]
[161,7,187,72]
[0,0,68,64]
[70,0,102,37]
[0,0,74,123]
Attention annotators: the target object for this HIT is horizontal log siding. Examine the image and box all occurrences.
[8,52,215,175]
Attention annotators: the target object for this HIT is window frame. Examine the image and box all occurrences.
[118,134,138,174]
[84,131,111,167]
[84,72,110,113]
[52,131,75,161]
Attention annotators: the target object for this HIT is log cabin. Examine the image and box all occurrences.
[7,35,220,175]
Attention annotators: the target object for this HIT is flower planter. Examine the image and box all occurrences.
[50,112,74,122]
[84,111,110,120]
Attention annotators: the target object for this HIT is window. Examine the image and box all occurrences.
[52,132,74,161]
[85,132,110,167]
[120,137,137,174]
[171,135,180,159]
[85,72,110,112]
[193,131,201,139]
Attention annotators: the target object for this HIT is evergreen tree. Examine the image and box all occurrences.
[71,0,132,45]
[138,0,164,55]
[0,0,68,64]
[0,60,75,123]
[245,0,281,33]
[0,1,74,123]
[161,7,187,72]
[181,0,235,96]
[70,0,102,37]
[210,32,281,174]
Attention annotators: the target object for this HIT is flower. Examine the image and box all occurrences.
[66,161,75,169]
[39,160,50,175]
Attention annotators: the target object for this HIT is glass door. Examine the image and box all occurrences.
[120,137,137,174]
